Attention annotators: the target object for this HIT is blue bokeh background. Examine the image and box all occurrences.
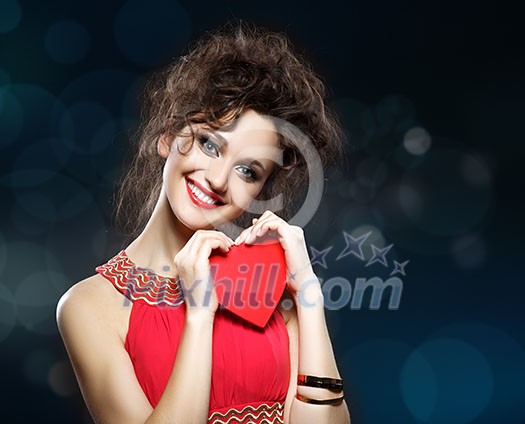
[1,1,523,423]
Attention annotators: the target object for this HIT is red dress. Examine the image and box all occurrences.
[95,250,290,423]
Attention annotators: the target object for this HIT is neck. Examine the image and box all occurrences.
[124,188,194,278]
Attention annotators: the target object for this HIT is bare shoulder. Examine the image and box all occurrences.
[56,273,130,342]
[57,273,119,316]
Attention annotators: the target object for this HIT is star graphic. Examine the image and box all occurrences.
[390,259,410,276]
[309,245,333,268]
[336,230,372,261]
[365,243,394,267]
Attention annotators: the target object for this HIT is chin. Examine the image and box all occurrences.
[174,207,233,231]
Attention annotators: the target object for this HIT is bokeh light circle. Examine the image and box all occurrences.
[0,86,24,149]
[342,339,414,422]
[352,224,386,251]
[48,360,78,396]
[339,206,385,239]
[403,126,432,155]
[337,179,353,200]
[349,180,376,203]
[401,338,493,423]
[430,323,525,423]
[0,241,64,294]
[355,156,389,189]
[0,83,68,156]
[399,349,437,421]
[42,175,109,275]
[461,154,492,187]
[15,191,58,223]
[13,137,72,176]
[59,101,114,154]
[114,0,192,66]
[11,196,54,236]
[375,182,463,256]
[45,20,91,64]
[23,349,56,386]
[59,69,138,114]
[5,171,96,223]
[0,241,66,335]
[399,147,493,237]
[0,0,22,33]
[15,269,69,335]
[375,95,416,137]
[450,233,487,268]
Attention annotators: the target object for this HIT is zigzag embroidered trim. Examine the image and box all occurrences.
[208,402,284,424]
[95,250,184,307]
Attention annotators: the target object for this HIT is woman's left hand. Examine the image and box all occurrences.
[234,210,318,294]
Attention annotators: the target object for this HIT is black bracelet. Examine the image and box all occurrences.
[297,374,344,391]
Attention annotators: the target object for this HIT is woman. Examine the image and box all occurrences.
[57,21,351,424]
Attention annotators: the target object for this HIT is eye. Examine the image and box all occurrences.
[197,134,219,157]
[236,165,258,181]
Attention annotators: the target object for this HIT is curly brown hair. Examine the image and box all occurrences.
[114,20,345,240]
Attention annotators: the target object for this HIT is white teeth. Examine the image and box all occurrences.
[188,181,218,205]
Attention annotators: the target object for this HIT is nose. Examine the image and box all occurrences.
[205,158,229,194]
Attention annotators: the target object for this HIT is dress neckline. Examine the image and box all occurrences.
[95,250,184,307]
[122,249,178,281]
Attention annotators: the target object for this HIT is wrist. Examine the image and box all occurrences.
[184,308,216,327]
[293,278,324,310]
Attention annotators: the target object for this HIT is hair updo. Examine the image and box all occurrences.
[114,20,345,239]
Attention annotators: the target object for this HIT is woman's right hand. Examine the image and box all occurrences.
[174,229,234,319]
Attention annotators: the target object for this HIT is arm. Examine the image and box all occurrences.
[57,280,154,424]
[57,230,233,424]
[57,278,215,424]
[235,211,351,424]
[287,277,351,424]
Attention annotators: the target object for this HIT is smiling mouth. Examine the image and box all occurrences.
[185,178,225,209]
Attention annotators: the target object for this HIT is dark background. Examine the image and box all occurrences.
[1,0,523,423]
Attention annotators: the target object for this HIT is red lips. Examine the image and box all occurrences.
[186,178,224,209]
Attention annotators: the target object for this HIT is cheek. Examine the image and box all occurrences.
[163,148,198,178]
[229,180,265,210]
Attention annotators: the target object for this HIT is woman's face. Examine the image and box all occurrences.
[158,109,281,230]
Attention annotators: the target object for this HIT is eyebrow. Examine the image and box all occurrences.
[249,159,266,172]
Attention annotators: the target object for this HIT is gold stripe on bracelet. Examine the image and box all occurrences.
[295,393,345,405]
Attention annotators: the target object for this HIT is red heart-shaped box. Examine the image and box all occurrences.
[209,238,287,328]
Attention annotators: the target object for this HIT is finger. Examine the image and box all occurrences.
[255,212,284,232]
[235,222,264,245]
[245,218,283,244]
[234,222,257,245]
[201,229,235,247]
[215,229,235,244]
[188,232,232,258]
[243,213,273,236]
[236,213,276,245]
